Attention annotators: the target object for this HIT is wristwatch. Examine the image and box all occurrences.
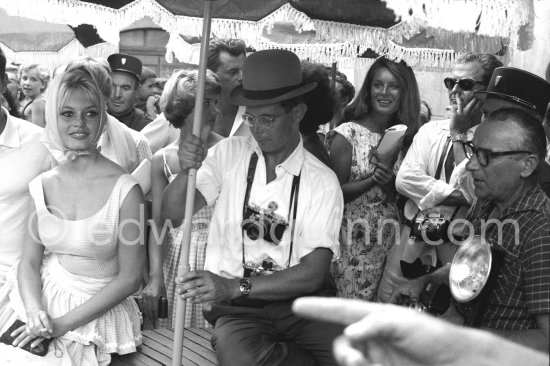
[238,278,252,296]
[449,134,464,143]
[449,131,474,143]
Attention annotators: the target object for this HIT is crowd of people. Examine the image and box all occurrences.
[0,35,549,366]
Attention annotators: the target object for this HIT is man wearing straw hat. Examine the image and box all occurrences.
[162,49,344,366]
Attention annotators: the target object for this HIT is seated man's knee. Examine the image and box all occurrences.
[211,321,266,365]
[212,323,308,366]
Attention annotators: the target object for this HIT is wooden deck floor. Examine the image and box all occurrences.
[111,328,218,366]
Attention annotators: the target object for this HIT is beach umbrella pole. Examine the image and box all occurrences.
[171,1,216,365]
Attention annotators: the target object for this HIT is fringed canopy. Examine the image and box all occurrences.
[0,6,116,67]
[0,0,536,70]
[1,40,117,69]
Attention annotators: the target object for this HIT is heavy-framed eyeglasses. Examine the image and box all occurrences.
[444,77,485,91]
[242,113,276,129]
[463,142,532,167]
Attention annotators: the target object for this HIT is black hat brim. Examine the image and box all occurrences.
[111,67,141,82]
[230,82,317,107]
[475,90,536,111]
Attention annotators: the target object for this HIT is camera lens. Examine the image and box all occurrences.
[272,223,286,242]
[245,223,261,240]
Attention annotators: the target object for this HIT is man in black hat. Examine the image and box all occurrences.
[475,67,550,120]
[391,108,550,353]
[474,67,550,197]
[107,53,153,131]
[392,67,550,348]
[162,49,344,366]
[480,65,550,165]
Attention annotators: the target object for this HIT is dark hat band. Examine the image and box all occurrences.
[243,83,302,100]
[508,95,537,111]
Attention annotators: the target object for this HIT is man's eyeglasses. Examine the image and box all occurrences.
[463,142,531,167]
[242,113,276,129]
[444,77,485,91]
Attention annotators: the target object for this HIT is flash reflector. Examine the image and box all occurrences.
[450,235,492,302]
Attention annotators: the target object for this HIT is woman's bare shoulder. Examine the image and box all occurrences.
[98,155,128,176]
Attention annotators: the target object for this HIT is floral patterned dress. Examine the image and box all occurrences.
[327,122,401,301]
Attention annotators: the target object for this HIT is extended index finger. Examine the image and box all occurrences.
[456,94,463,114]
[464,96,481,114]
[293,297,387,325]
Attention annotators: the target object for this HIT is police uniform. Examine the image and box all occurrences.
[107,53,153,131]
[113,107,152,132]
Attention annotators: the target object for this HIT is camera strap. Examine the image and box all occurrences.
[242,152,259,221]
[241,152,301,269]
[287,173,300,268]
[408,137,459,229]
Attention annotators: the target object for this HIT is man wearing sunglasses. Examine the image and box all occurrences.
[162,49,345,366]
[391,108,550,352]
[397,53,503,212]
[386,54,502,300]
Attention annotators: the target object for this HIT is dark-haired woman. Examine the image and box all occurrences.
[327,57,420,301]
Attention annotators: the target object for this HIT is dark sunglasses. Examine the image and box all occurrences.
[463,142,531,167]
[443,77,484,91]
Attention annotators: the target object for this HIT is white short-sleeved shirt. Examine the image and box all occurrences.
[396,119,476,211]
[197,136,343,278]
[0,111,53,283]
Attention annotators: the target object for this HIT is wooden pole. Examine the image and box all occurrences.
[171,1,215,365]
[330,62,337,130]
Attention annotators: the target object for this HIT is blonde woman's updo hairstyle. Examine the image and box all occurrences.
[43,57,112,155]
[161,69,221,129]
[49,57,112,145]
[64,57,112,101]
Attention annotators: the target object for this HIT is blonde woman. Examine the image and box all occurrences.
[142,69,222,329]
[0,60,144,365]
